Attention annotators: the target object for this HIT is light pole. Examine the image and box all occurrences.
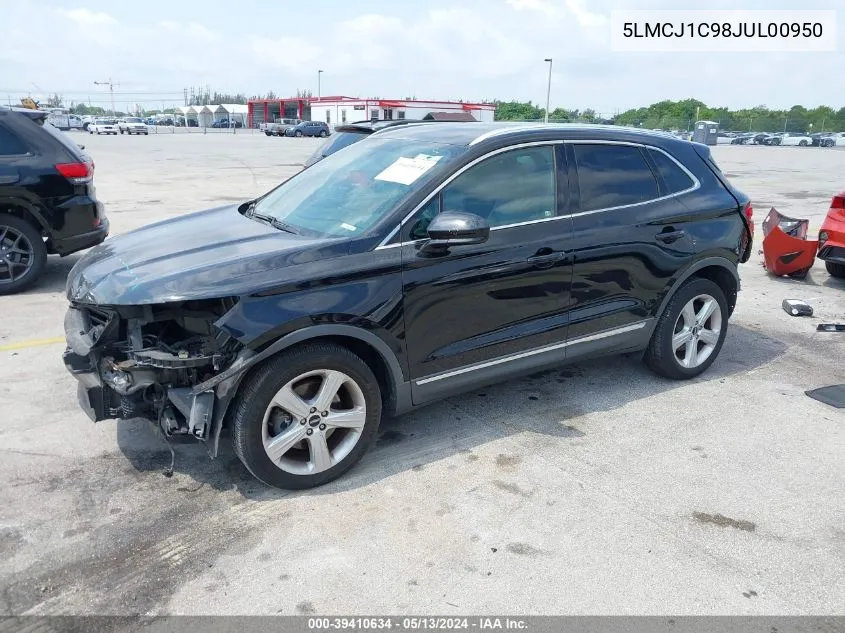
[94,78,117,116]
[317,70,323,100]
[543,58,552,123]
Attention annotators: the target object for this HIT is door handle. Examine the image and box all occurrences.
[527,250,567,268]
[655,229,685,244]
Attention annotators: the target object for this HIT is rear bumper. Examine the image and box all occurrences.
[49,217,109,255]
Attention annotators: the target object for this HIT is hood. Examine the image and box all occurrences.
[66,205,337,305]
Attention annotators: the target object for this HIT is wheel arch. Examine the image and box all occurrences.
[208,324,410,456]
[0,197,49,235]
[653,257,740,327]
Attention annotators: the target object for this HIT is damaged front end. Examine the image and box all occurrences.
[63,298,248,453]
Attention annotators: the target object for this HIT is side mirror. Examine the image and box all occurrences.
[423,211,490,252]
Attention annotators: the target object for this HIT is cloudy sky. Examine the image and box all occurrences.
[0,0,842,115]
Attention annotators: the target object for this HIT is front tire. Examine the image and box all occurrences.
[826,261,845,278]
[295,130,303,137]
[0,215,47,295]
[644,278,729,380]
[231,342,382,490]
[799,140,808,146]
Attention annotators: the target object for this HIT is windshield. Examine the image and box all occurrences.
[304,131,369,167]
[253,137,463,237]
[125,117,142,123]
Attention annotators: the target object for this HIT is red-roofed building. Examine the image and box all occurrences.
[247,96,495,128]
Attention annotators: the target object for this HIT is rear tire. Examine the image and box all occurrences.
[320,130,328,137]
[644,278,729,380]
[799,140,808,146]
[826,261,845,278]
[0,215,47,295]
[231,342,382,490]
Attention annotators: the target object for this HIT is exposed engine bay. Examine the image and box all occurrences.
[63,298,247,450]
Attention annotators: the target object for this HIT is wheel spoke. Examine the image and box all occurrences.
[0,227,7,244]
[264,423,308,462]
[324,406,366,430]
[680,301,696,327]
[672,329,692,351]
[699,329,719,346]
[307,433,333,472]
[312,370,346,411]
[682,338,697,367]
[696,298,718,325]
[271,384,311,420]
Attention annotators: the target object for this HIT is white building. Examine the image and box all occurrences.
[247,96,496,128]
[177,104,248,127]
[309,96,496,126]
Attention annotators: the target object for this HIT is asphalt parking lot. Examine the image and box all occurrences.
[0,133,843,616]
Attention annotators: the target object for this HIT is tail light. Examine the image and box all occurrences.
[831,193,845,210]
[55,162,92,184]
[744,202,753,220]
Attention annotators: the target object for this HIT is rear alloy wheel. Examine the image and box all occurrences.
[232,343,382,489]
[799,140,808,146]
[0,215,47,295]
[645,278,728,380]
[319,130,328,137]
[826,261,845,278]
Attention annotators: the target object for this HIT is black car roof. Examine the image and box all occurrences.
[0,106,49,121]
[375,122,693,150]
[335,119,426,134]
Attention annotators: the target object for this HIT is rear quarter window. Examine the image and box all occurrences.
[0,124,28,156]
[39,122,84,160]
[648,148,695,194]
[573,144,659,211]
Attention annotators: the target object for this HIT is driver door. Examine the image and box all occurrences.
[399,143,573,404]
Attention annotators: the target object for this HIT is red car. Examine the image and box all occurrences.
[819,191,845,278]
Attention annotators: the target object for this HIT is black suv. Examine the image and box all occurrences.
[63,123,752,490]
[1,107,109,294]
[304,119,428,167]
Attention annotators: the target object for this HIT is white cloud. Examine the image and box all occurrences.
[564,0,607,27]
[56,8,119,26]
[506,0,556,16]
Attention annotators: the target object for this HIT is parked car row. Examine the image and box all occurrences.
[714,131,845,147]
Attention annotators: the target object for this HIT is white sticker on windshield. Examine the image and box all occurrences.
[374,154,442,186]
[340,222,357,232]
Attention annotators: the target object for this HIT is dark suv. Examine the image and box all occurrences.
[1,107,109,294]
[63,123,752,490]
[285,120,330,137]
[304,119,428,167]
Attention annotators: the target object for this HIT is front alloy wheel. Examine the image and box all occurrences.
[261,369,367,475]
[232,342,381,489]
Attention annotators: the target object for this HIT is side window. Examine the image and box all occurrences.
[648,148,694,194]
[407,197,440,241]
[0,125,28,156]
[441,146,556,228]
[573,144,659,212]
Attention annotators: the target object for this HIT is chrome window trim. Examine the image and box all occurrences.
[375,139,699,250]
[415,320,649,385]
[566,140,700,217]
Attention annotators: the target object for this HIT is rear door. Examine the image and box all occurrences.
[565,141,699,359]
[399,143,574,403]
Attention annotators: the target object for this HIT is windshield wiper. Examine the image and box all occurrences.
[250,211,301,235]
